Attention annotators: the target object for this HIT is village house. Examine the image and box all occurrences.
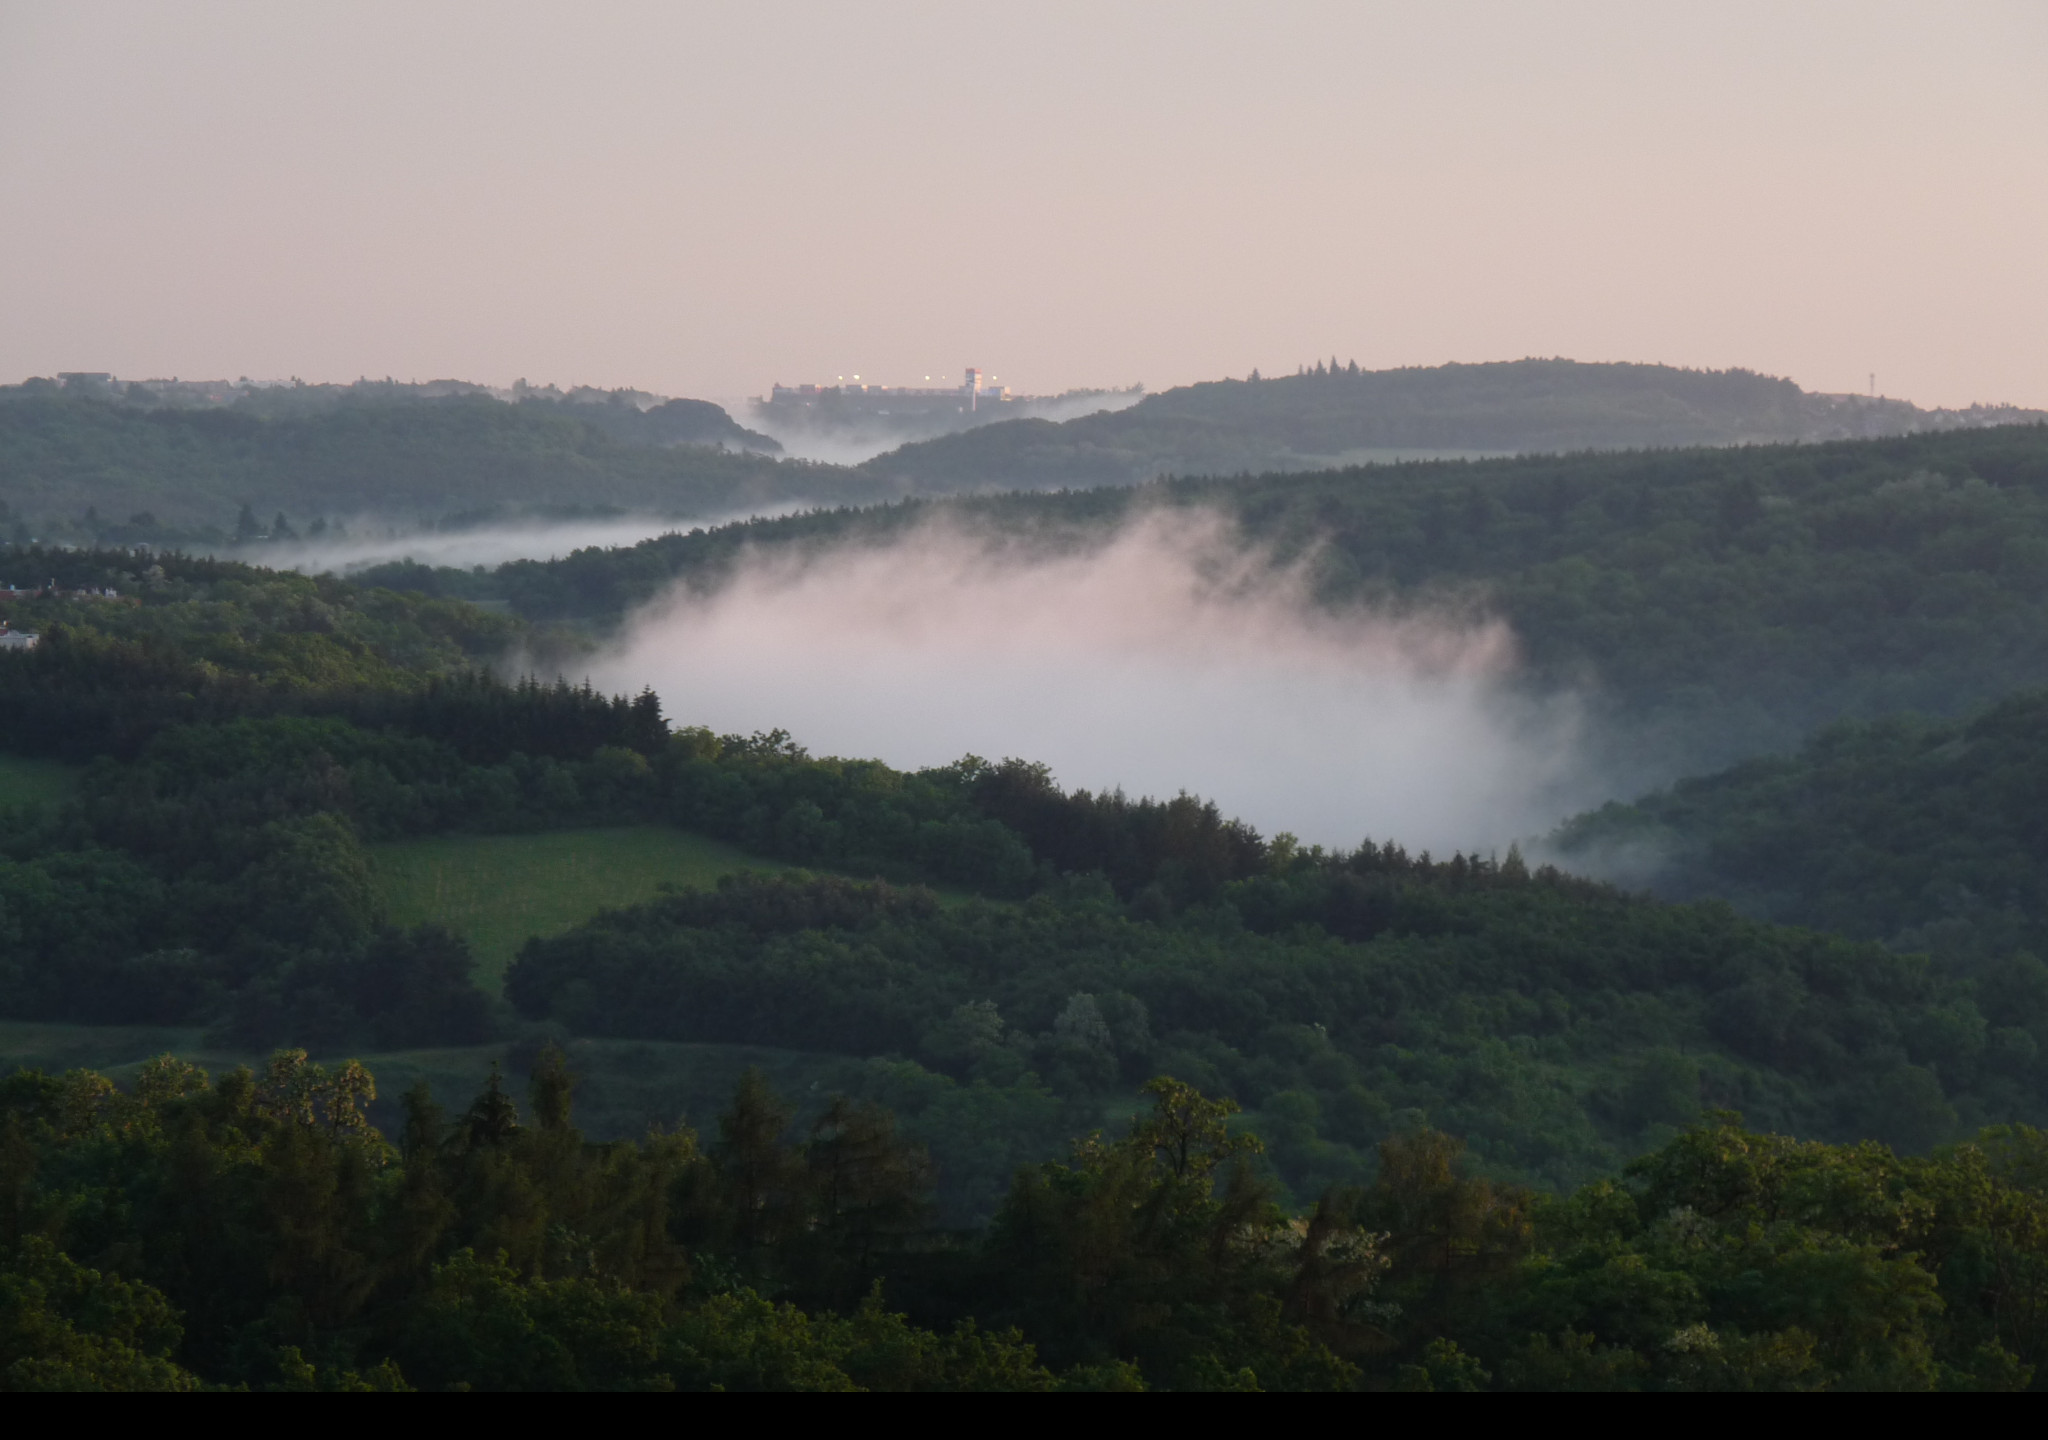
[0,581,124,602]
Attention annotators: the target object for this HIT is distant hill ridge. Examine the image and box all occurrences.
[1,370,783,455]
[4,358,2040,540]
[0,392,843,540]
[856,358,2048,491]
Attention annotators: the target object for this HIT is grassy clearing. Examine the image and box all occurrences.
[0,753,78,808]
[371,825,795,993]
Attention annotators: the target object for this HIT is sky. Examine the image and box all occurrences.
[2,1,2044,409]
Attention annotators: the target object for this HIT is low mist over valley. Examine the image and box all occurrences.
[253,509,804,580]
[346,422,2048,800]
[584,512,1593,854]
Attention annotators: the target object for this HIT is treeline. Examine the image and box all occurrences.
[6,1054,2048,1390]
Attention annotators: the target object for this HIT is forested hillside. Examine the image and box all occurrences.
[1552,688,2048,968]
[856,359,2046,491]
[0,395,860,539]
[0,547,2042,1188]
[397,423,2048,781]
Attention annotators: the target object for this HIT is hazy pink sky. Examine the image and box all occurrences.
[3,1,2043,408]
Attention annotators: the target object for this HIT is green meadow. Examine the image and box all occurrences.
[370,825,794,993]
[0,753,78,808]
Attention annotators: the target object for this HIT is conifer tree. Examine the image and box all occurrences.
[715,1068,805,1252]
[528,1045,576,1134]
[459,1065,520,1147]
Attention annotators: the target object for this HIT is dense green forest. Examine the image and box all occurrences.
[383,422,2048,781]
[2,551,2037,1178]
[1551,688,2048,968]
[10,1054,2048,1390]
[855,359,2046,492]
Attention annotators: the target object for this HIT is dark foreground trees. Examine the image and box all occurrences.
[6,1052,2048,1390]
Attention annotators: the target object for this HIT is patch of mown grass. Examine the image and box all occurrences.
[370,825,796,993]
[0,753,78,809]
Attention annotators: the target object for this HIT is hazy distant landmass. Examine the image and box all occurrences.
[0,376,844,545]
[748,375,1145,463]
[5,358,2042,548]
[856,358,2048,492]
[31,371,785,454]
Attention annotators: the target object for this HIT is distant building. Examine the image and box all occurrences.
[56,372,118,397]
[763,368,1017,417]
[0,582,121,603]
[0,629,38,651]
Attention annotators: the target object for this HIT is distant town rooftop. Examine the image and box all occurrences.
[765,368,1017,411]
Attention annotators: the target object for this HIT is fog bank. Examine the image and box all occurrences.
[586,514,1599,854]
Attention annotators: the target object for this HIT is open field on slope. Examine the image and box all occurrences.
[370,825,795,992]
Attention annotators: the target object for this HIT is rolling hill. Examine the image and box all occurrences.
[857,358,2047,491]
[0,390,859,539]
